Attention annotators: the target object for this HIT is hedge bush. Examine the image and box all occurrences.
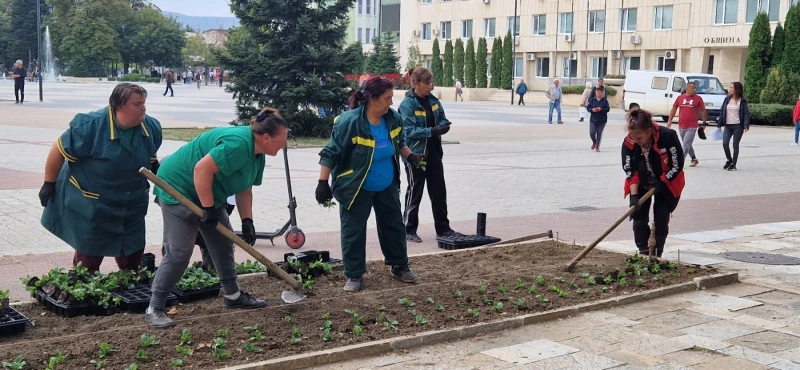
[108,73,160,83]
[749,103,794,126]
[561,85,618,97]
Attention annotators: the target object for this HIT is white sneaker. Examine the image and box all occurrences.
[792,142,799,146]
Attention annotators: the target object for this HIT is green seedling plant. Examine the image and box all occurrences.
[668,262,677,270]
[497,284,509,296]
[604,275,614,284]
[493,302,504,313]
[687,268,697,274]
[618,278,627,287]
[88,359,105,369]
[308,258,334,274]
[244,342,264,353]
[435,304,444,312]
[320,319,334,340]
[515,298,526,309]
[175,345,192,356]
[302,278,315,290]
[125,364,139,370]
[2,356,25,370]
[345,309,365,325]
[514,279,527,290]
[289,325,303,345]
[321,199,337,209]
[576,288,587,294]
[477,285,487,294]
[587,276,597,285]
[554,277,566,284]
[536,275,546,286]
[250,329,264,341]
[568,281,578,289]
[447,315,456,320]
[578,272,591,278]
[283,315,292,324]
[528,285,537,294]
[481,295,493,306]
[467,308,480,317]
[322,312,331,319]
[179,328,192,346]
[398,298,415,307]
[654,275,663,282]
[0,289,9,300]
[636,278,645,286]
[170,359,184,367]
[136,349,148,362]
[601,286,609,293]
[426,297,435,304]
[558,289,568,297]
[453,290,462,298]
[212,337,231,360]
[244,325,260,334]
[353,325,363,335]
[595,268,605,274]
[217,329,228,338]
[98,342,116,358]
[548,285,560,293]
[140,334,159,348]
[45,350,67,370]
[652,264,662,274]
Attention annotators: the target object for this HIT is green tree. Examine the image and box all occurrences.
[341,42,365,75]
[744,12,772,102]
[406,36,423,71]
[183,34,208,67]
[489,36,502,88]
[464,37,476,88]
[783,4,800,73]
[374,32,400,74]
[58,13,118,76]
[0,0,12,69]
[443,39,453,86]
[476,37,488,88]
[453,38,464,85]
[217,0,353,137]
[9,0,48,65]
[127,8,185,68]
[431,38,443,86]
[501,31,513,89]
[772,23,786,67]
[760,67,800,105]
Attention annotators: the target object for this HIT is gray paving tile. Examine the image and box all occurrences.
[657,348,729,366]
[617,332,695,357]
[746,291,800,307]
[510,351,622,370]
[646,364,695,370]
[729,331,800,353]
[771,359,800,370]
[677,292,764,312]
[679,320,766,341]
[582,311,643,326]
[560,336,625,355]
[371,354,419,367]
[710,284,774,298]
[603,349,666,368]
[634,310,721,332]
[716,345,784,365]
[660,252,727,266]
[480,339,580,365]
[738,305,800,321]
[775,347,800,363]
[691,355,770,369]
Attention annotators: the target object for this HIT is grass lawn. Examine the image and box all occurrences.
[161,128,329,147]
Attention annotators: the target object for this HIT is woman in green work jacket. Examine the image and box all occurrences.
[145,108,288,329]
[316,76,426,292]
[39,83,162,273]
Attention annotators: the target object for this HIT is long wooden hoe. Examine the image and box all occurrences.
[139,167,307,304]
[565,188,656,272]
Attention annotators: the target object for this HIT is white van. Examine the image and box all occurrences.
[621,70,729,123]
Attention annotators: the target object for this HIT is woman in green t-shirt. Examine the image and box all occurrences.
[145,108,288,329]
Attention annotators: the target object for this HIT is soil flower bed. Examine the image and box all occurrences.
[0,241,715,369]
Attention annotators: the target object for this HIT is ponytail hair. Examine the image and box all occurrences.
[626,109,655,133]
[250,107,288,136]
[348,76,394,110]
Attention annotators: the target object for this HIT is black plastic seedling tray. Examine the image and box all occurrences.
[172,283,221,303]
[436,234,501,250]
[0,307,30,336]
[112,284,177,313]
[37,291,91,318]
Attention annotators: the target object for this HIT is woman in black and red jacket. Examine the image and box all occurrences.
[622,109,686,257]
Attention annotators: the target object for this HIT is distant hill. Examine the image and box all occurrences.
[162,11,239,31]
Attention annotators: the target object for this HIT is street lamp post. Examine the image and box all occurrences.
[37,0,43,102]
[510,0,518,105]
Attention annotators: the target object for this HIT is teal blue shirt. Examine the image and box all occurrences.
[362,118,394,191]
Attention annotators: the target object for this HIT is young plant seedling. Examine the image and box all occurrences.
[383,319,399,330]
[321,199,337,209]
[415,314,427,325]
[250,330,264,341]
[212,338,231,360]
[283,315,292,324]
[435,304,444,312]
[493,302,504,312]
[322,312,331,319]
[289,337,302,345]
[515,298,526,309]
[554,277,566,284]
[179,328,191,346]
[140,334,159,348]
[125,364,139,370]
[600,286,609,293]
[398,298,415,307]
[136,349,148,362]
[558,289,568,297]
[576,288,587,294]
[244,325,260,334]
[292,325,302,337]
[244,342,264,353]
[477,285,488,294]
[528,285,537,294]
[453,290,462,298]
[548,285,560,293]
[345,309,365,325]
[604,275,614,285]
[302,279,315,290]
[497,284,509,295]
[481,295,493,306]
[514,279,527,290]
[578,272,591,278]
[536,275,546,286]
[568,281,578,289]
[687,268,697,274]
[45,350,66,370]
[89,359,105,369]
[170,359,184,367]
[635,278,645,286]
[426,297,435,304]
[654,275,663,282]
[353,325,364,335]
[618,278,627,287]
[587,276,597,285]
[175,345,193,356]
[467,308,480,317]
[2,356,25,370]
[447,315,456,320]
[98,342,116,358]
[652,264,662,274]
[217,329,228,338]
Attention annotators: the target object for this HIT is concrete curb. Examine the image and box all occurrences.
[221,272,738,370]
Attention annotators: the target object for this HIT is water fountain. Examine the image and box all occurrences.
[42,26,60,82]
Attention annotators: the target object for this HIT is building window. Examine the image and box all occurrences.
[591,57,608,78]
[747,0,780,22]
[714,0,739,24]
[366,29,371,43]
[425,59,432,70]
[536,58,550,77]
[532,15,546,35]
[422,23,431,40]
[514,57,523,78]
[486,58,492,78]
[588,11,605,33]
[656,56,676,71]
[357,28,363,43]
[562,58,577,78]
[484,18,496,38]
[421,0,431,4]
[441,21,452,39]
[461,20,473,38]
[507,16,520,36]
[357,0,363,14]
[443,0,451,2]
[366,0,371,14]
[559,13,574,34]
[623,56,641,74]
[654,6,673,29]
[620,8,637,31]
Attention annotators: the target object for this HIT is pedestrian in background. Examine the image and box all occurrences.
[667,81,707,167]
[163,68,174,97]
[793,92,800,146]
[11,60,25,104]
[716,82,749,171]
[545,79,563,124]
[455,80,464,102]
[579,81,592,122]
[586,86,610,151]
[516,79,527,106]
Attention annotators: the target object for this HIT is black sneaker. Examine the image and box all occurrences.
[438,230,464,238]
[406,233,422,243]
[728,164,737,171]
[391,265,417,283]
[723,161,731,170]
[223,291,267,309]
[145,307,175,329]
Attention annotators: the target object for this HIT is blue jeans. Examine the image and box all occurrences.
[795,122,800,143]
[548,101,562,122]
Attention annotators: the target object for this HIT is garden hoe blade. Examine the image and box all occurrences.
[281,290,307,304]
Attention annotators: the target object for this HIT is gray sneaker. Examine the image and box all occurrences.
[391,265,417,283]
[343,277,363,292]
[145,307,175,329]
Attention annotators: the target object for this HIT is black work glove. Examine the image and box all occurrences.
[315,180,332,204]
[200,206,219,226]
[629,194,641,211]
[39,181,56,207]
[150,160,160,175]
[431,124,451,136]
[241,218,256,245]
[407,153,427,170]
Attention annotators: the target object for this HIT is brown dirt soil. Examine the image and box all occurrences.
[0,241,715,369]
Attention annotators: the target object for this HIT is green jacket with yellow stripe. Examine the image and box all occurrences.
[319,105,407,210]
[398,89,451,158]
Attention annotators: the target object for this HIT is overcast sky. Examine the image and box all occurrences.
[150,0,234,17]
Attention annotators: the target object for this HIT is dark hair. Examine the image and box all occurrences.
[626,109,656,133]
[411,67,434,84]
[348,76,394,110]
[730,81,744,99]
[596,86,605,91]
[250,107,288,136]
[109,83,148,112]
[686,81,696,87]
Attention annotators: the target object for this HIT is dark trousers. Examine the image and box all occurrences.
[723,125,744,165]
[163,82,173,96]
[14,80,24,103]
[632,187,680,257]
[590,121,607,148]
[403,156,451,235]
[518,93,525,105]
[73,248,145,273]
[340,182,408,278]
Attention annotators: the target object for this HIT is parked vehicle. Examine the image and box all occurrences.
[621,70,728,123]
